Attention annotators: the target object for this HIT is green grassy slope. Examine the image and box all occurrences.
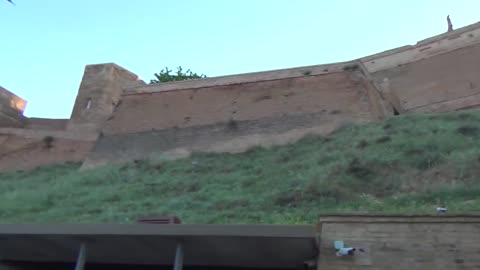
[1,111,480,224]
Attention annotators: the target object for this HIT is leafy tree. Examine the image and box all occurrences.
[150,66,206,84]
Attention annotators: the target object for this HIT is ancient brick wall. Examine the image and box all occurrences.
[363,22,480,114]
[82,23,480,169]
[0,128,97,172]
[5,22,480,171]
[370,43,480,113]
[103,68,382,135]
[82,64,387,168]
[317,215,480,270]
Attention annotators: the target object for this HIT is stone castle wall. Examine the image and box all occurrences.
[2,21,480,171]
[363,22,480,114]
[0,128,97,171]
[82,63,386,168]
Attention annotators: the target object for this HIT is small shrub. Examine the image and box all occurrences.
[342,64,360,71]
[457,125,479,137]
[458,113,474,120]
[375,136,391,144]
[357,139,369,149]
[150,66,206,84]
[346,158,373,178]
[301,70,312,76]
[276,152,291,163]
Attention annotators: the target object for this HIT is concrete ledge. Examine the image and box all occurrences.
[319,214,480,224]
[0,224,317,268]
[0,223,315,237]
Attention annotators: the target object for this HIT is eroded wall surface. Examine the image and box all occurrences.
[317,215,480,270]
[82,65,386,168]
[0,128,96,171]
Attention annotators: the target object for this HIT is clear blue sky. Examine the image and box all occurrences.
[1,0,479,118]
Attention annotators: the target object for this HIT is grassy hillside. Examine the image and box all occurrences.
[1,111,480,224]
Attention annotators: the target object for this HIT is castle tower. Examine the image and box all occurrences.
[67,63,144,133]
